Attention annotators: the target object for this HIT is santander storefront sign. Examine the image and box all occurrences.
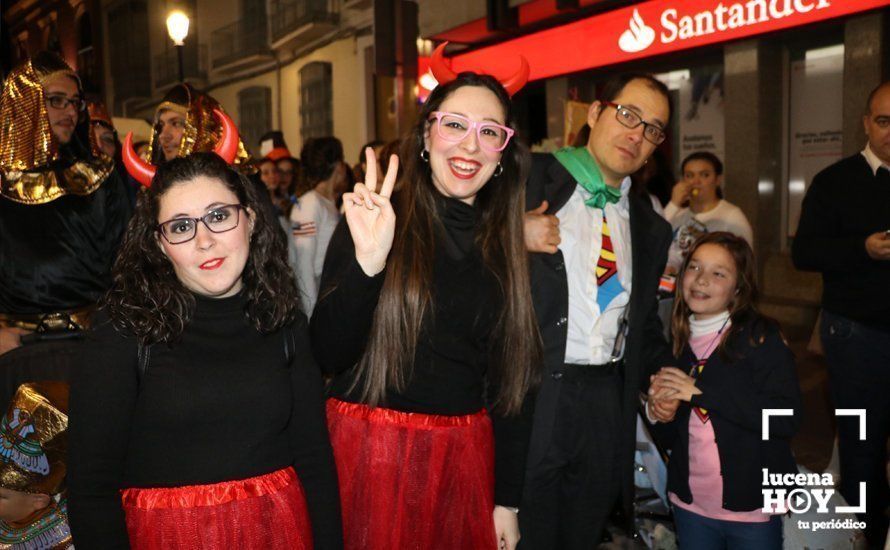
[620,0,832,53]
[451,0,890,82]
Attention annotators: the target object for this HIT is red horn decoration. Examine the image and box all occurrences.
[212,108,239,164]
[122,132,156,188]
[500,55,530,97]
[430,42,458,87]
[429,41,530,97]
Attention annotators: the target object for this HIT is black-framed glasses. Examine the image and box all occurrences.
[157,204,245,245]
[429,111,515,152]
[602,101,666,145]
[45,95,86,112]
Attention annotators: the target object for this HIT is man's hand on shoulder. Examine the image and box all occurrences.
[524,201,560,254]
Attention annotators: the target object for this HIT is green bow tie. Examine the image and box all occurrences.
[553,147,622,209]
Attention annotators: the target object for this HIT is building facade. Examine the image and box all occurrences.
[96,0,379,161]
[3,0,105,95]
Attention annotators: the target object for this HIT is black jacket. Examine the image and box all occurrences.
[524,153,673,520]
[666,318,802,512]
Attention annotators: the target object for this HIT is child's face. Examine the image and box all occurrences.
[0,487,50,522]
[682,243,738,320]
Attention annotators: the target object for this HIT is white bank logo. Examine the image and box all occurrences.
[761,408,868,532]
[617,0,833,54]
[618,10,655,53]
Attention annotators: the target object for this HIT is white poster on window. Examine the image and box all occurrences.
[787,49,844,236]
[677,67,725,162]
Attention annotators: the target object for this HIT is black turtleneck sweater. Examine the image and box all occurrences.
[68,293,342,549]
[310,196,533,507]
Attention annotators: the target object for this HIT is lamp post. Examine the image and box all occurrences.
[166,10,190,83]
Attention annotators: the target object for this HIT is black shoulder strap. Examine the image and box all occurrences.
[137,341,151,384]
[283,325,296,365]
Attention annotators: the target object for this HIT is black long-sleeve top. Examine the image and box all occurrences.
[310,196,533,507]
[792,153,890,329]
[68,293,342,549]
[0,171,131,314]
[664,319,802,511]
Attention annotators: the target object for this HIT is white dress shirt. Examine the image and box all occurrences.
[557,177,633,365]
[862,143,890,176]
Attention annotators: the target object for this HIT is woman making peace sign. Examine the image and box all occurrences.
[310,62,540,550]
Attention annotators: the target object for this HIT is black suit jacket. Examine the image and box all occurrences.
[524,153,673,519]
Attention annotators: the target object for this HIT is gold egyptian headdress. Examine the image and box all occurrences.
[123,107,240,187]
[0,382,68,496]
[147,83,252,170]
[0,52,113,204]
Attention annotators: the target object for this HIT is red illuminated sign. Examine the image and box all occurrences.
[450,0,890,81]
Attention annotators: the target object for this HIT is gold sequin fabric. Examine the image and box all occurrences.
[0,56,113,204]
[0,382,68,496]
[149,83,254,171]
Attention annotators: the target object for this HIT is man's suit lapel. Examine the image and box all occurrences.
[543,159,577,215]
[629,196,661,325]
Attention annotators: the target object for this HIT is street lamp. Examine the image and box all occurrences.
[166,10,190,83]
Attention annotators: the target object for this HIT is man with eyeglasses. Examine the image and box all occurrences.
[521,73,678,548]
[0,52,130,408]
[43,73,84,146]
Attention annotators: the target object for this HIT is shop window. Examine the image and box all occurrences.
[786,44,844,237]
[239,86,272,157]
[300,61,333,140]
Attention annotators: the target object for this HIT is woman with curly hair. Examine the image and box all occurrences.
[311,62,540,549]
[68,152,342,549]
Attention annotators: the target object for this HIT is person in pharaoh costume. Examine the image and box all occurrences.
[140,83,288,230]
[145,82,252,169]
[87,101,120,162]
[0,382,72,550]
[0,51,131,408]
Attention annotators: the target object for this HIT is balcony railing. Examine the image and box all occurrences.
[211,17,270,69]
[270,0,339,44]
[154,43,208,89]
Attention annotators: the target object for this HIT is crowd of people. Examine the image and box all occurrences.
[0,46,887,550]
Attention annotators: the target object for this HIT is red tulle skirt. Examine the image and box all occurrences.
[121,467,313,550]
[326,398,497,550]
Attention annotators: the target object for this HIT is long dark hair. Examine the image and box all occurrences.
[671,232,775,359]
[355,73,541,415]
[105,152,301,345]
[298,137,343,196]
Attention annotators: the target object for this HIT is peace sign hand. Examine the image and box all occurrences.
[343,147,399,276]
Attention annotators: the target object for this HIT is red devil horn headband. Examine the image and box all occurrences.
[122,108,239,188]
[430,42,530,97]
